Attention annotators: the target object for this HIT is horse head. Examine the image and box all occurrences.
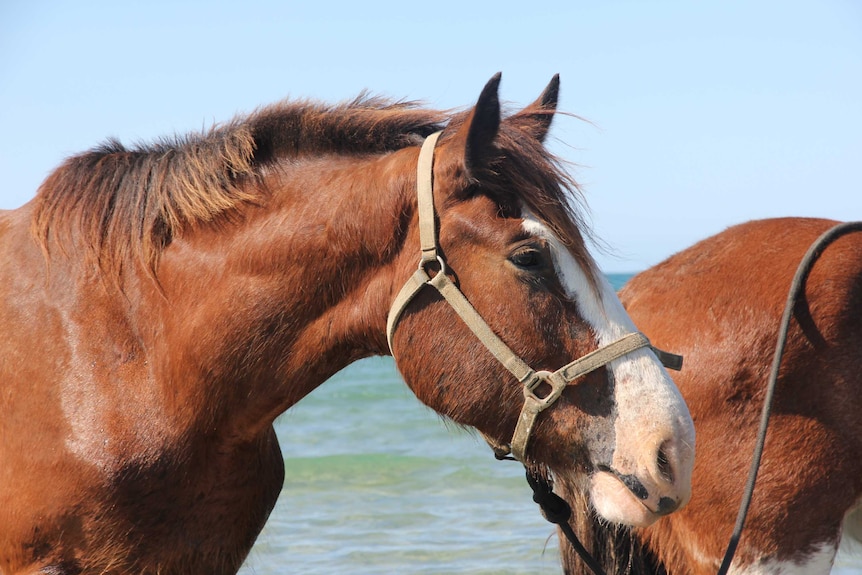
[388,74,695,527]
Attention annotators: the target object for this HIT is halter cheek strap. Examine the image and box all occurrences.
[386,131,680,462]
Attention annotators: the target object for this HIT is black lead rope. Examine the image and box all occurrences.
[716,220,862,575]
[525,221,862,575]
[526,471,608,575]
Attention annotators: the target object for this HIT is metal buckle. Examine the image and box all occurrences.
[419,254,447,279]
[523,370,565,411]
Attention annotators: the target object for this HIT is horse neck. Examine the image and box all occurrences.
[144,150,418,436]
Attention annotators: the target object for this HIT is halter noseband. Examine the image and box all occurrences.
[386,131,661,462]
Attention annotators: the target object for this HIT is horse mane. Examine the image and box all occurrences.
[31,94,594,282]
[31,94,446,276]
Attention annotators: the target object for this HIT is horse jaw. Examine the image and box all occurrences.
[521,214,695,526]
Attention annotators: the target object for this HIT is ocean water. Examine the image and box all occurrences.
[241,355,563,575]
[238,274,861,574]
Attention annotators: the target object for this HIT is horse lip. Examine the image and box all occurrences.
[593,467,679,518]
[596,465,649,501]
[590,470,663,527]
[616,472,650,501]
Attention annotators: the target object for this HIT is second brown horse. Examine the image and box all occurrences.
[559,217,862,575]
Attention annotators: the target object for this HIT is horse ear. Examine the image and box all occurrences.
[461,72,502,175]
[510,74,560,142]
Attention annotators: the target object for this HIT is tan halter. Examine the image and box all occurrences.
[387,131,678,462]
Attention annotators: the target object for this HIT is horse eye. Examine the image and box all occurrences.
[510,246,544,269]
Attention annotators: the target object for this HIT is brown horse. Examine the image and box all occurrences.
[557,217,862,574]
[0,75,694,574]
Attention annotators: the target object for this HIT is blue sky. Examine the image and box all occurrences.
[2,1,860,271]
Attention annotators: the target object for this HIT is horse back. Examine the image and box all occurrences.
[622,217,862,431]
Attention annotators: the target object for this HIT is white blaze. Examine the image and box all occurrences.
[522,213,695,522]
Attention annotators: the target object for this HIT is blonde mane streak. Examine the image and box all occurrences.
[158,127,258,229]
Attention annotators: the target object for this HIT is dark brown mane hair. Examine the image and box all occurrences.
[446,109,597,282]
[31,95,445,276]
[31,95,593,282]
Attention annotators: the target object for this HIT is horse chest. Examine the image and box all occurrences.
[2,427,284,574]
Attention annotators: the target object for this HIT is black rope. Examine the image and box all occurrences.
[716,220,862,574]
[526,470,608,575]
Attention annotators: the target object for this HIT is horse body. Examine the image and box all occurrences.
[560,217,862,574]
[1,118,429,574]
[1,77,694,574]
[0,171,345,573]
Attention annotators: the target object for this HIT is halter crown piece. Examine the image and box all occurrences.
[386,132,678,462]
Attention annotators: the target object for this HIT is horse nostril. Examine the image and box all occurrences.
[656,443,674,483]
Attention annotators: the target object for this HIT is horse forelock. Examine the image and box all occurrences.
[456,115,599,287]
[31,95,447,279]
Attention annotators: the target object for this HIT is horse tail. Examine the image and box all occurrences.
[555,476,666,575]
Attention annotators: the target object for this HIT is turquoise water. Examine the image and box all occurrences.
[242,356,564,574]
[238,274,860,574]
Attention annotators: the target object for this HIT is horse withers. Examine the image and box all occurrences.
[559,217,862,575]
[0,75,694,574]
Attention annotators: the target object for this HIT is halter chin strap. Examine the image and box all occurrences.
[386,131,680,462]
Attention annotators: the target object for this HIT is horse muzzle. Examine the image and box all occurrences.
[589,432,694,527]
